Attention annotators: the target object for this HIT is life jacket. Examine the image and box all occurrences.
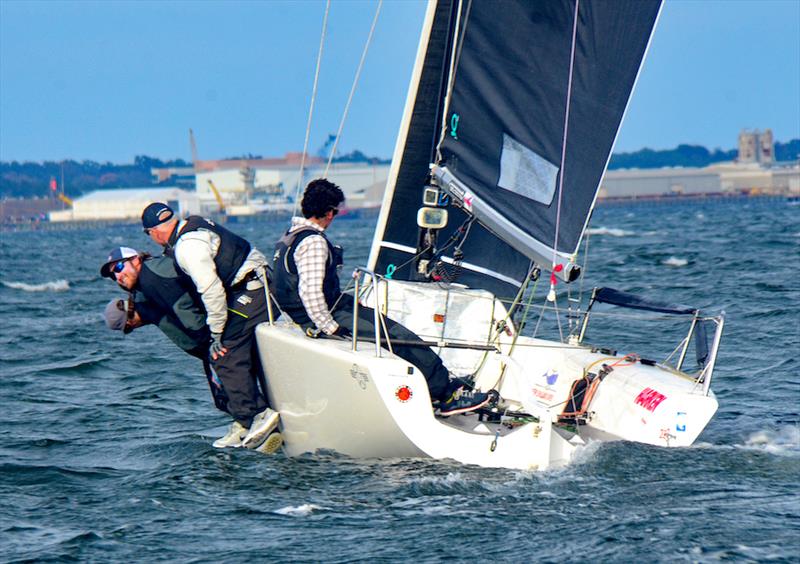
[165,216,251,288]
[271,227,343,327]
[136,256,209,349]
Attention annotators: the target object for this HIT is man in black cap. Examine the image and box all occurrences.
[140,203,279,449]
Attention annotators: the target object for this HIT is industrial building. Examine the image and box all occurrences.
[48,187,199,223]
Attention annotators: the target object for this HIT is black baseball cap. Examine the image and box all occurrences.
[141,202,175,229]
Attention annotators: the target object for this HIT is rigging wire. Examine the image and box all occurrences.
[550,0,580,269]
[293,0,331,218]
[434,0,471,164]
[324,0,383,177]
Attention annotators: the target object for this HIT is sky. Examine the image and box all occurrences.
[1,0,798,164]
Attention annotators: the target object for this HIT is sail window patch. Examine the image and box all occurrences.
[498,133,559,206]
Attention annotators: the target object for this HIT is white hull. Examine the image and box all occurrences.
[255,280,718,470]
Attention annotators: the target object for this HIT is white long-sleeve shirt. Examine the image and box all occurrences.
[172,221,267,335]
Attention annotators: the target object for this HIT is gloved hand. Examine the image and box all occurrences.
[333,326,352,339]
[210,332,227,359]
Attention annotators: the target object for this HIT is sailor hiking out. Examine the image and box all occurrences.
[141,203,280,449]
[272,178,495,416]
[100,247,232,416]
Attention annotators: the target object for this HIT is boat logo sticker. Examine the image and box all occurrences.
[350,364,369,390]
[634,387,667,412]
[543,371,558,386]
[675,411,687,432]
[237,294,252,306]
[450,113,459,139]
[395,385,413,402]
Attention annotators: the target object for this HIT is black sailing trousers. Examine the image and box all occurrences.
[212,281,272,428]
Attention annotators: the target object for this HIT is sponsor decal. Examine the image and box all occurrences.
[463,192,473,211]
[395,386,413,402]
[659,428,676,445]
[531,388,554,402]
[543,371,558,386]
[236,294,253,306]
[634,387,667,412]
[349,364,369,390]
[676,411,687,432]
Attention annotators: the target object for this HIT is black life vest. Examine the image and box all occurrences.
[135,256,209,350]
[165,216,251,288]
[272,227,343,327]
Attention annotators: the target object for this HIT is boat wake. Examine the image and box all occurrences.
[695,425,800,457]
[1,279,70,292]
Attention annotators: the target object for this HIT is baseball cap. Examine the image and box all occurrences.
[141,202,175,229]
[104,298,129,331]
[100,246,139,278]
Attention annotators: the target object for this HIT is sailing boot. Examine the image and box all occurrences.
[439,387,499,417]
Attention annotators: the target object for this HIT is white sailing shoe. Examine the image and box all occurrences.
[255,431,284,455]
[242,408,280,449]
[212,421,248,448]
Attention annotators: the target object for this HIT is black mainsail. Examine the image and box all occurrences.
[368,0,662,296]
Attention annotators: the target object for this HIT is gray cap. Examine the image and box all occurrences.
[104,298,128,331]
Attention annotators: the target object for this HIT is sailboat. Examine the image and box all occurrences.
[255,0,724,470]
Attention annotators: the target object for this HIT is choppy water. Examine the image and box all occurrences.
[1,199,798,562]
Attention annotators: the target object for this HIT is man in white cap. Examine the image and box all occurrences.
[140,204,279,449]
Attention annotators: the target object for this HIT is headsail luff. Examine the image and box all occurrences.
[435,0,662,279]
[368,0,532,299]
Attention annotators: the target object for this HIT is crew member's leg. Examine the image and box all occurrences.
[213,284,269,427]
[332,294,451,401]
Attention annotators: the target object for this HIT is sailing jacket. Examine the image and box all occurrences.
[272,218,343,333]
[164,216,267,334]
[133,256,210,358]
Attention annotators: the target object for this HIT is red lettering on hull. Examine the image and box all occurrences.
[634,387,667,412]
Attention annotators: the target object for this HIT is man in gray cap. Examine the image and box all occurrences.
[140,204,279,449]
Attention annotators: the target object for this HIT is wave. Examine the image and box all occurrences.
[662,257,688,267]
[274,503,322,516]
[694,425,800,457]
[586,227,634,237]
[1,279,70,292]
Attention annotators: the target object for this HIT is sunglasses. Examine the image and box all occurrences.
[331,207,340,217]
[112,260,128,274]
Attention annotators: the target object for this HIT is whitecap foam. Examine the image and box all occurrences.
[586,227,634,237]
[274,503,322,516]
[743,426,800,455]
[662,257,688,267]
[2,279,70,292]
